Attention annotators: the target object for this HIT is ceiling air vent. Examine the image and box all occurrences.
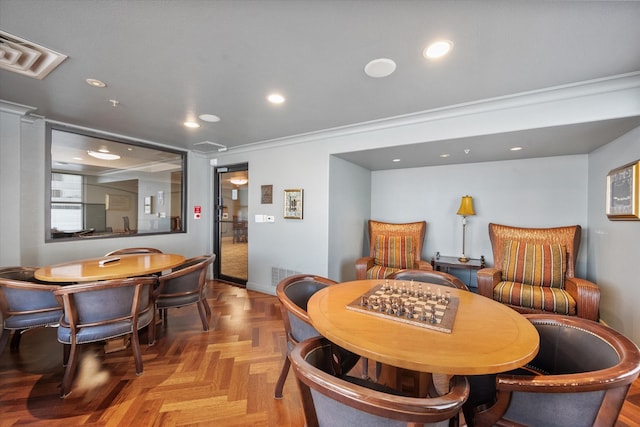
[0,30,68,79]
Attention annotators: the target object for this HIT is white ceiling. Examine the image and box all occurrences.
[1,0,640,170]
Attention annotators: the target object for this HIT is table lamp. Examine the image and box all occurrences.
[456,195,475,262]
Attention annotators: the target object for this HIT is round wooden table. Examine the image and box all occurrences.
[34,253,185,282]
[307,279,539,375]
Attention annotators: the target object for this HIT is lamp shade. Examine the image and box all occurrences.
[456,195,475,216]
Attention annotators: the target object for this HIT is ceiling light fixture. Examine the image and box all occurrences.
[510,146,523,151]
[229,178,248,185]
[86,78,106,88]
[364,58,397,78]
[440,154,451,158]
[267,93,285,104]
[392,158,401,163]
[87,150,120,160]
[199,114,221,122]
[424,40,453,59]
[184,121,200,128]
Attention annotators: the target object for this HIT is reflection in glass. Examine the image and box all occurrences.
[46,124,186,240]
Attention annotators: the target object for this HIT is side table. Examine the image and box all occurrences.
[431,254,485,290]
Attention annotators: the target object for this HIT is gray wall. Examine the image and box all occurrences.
[587,126,640,342]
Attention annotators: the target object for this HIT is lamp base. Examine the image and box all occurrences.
[458,256,469,263]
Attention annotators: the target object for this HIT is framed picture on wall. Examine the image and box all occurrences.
[284,189,303,219]
[606,160,639,220]
[261,185,273,204]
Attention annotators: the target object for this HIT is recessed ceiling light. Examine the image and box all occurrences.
[86,78,106,88]
[424,40,453,59]
[87,150,120,160]
[184,121,200,128]
[364,58,397,78]
[199,114,221,122]
[440,153,450,158]
[510,146,523,151]
[267,93,286,104]
[392,158,401,163]
[72,157,83,161]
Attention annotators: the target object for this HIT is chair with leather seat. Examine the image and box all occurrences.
[105,247,163,256]
[356,220,432,280]
[291,335,470,427]
[274,274,360,399]
[477,223,600,321]
[473,314,640,427]
[0,266,63,355]
[155,255,215,335]
[387,269,469,291]
[54,276,157,397]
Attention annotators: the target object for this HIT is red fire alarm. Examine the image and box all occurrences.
[194,205,201,220]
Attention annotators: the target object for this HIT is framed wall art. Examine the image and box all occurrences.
[261,185,273,204]
[606,160,639,220]
[284,189,303,219]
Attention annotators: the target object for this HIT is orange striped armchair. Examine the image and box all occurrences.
[355,220,432,280]
[477,223,600,321]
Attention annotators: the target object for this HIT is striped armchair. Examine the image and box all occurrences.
[355,220,432,280]
[477,223,600,321]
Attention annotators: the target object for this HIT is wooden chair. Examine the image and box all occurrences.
[54,276,157,397]
[274,274,360,399]
[477,223,600,321]
[387,269,469,291]
[155,255,215,336]
[473,314,640,427]
[356,220,432,280]
[104,247,163,256]
[0,267,63,355]
[291,336,469,427]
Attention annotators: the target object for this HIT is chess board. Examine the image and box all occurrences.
[346,283,459,333]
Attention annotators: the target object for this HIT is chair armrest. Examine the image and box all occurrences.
[355,256,374,280]
[414,259,434,271]
[564,277,600,321]
[477,267,501,298]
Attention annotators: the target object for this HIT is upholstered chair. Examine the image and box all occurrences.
[54,276,157,397]
[473,314,640,427]
[274,274,360,399]
[155,255,215,335]
[477,223,600,321]
[355,220,432,280]
[291,336,470,427]
[387,269,469,291]
[0,267,63,355]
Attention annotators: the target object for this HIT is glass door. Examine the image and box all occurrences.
[214,164,248,285]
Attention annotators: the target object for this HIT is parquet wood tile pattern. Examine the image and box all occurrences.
[1,281,638,426]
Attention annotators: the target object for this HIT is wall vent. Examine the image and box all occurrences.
[271,267,301,287]
[0,31,68,80]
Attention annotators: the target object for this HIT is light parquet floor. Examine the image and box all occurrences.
[1,281,639,426]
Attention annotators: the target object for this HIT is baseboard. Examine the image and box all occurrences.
[247,281,276,296]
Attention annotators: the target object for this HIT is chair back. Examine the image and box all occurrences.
[156,255,214,308]
[105,247,163,256]
[0,268,62,330]
[277,274,336,344]
[488,223,581,278]
[368,220,427,266]
[54,277,157,344]
[474,314,640,427]
[387,269,469,291]
[291,336,469,427]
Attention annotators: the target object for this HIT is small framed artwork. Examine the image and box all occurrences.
[261,185,273,204]
[284,188,303,219]
[606,160,639,220]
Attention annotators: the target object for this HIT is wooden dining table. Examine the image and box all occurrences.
[307,279,539,376]
[34,253,185,283]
